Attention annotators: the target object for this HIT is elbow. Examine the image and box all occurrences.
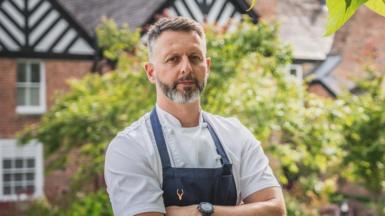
[270,199,287,216]
[263,205,285,216]
[274,200,287,216]
[276,205,286,216]
[251,204,286,216]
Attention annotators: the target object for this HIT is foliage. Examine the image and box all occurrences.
[325,0,367,36]
[284,192,316,216]
[24,198,58,216]
[324,0,385,36]
[95,17,142,60]
[204,22,347,210]
[59,189,113,216]
[364,0,385,18]
[341,70,385,194]
[26,189,113,216]
[19,17,385,214]
[203,19,291,103]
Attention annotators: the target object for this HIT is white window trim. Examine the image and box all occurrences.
[0,139,44,202]
[286,64,303,80]
[16,59,46,115]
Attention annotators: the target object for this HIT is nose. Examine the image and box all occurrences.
[180,55,192,74]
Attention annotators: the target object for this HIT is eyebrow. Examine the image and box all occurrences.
[164,49,203,57]
[189,50,203,56]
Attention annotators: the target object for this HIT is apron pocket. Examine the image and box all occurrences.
[213,174,237,205]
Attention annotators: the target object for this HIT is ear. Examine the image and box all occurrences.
[144,62,156,84]
[206,57,212,74]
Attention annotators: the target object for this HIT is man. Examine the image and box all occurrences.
[105,16,286,216]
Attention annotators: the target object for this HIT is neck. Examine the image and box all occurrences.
[157,97,201,128]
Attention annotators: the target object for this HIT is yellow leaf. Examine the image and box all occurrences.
[247,0,257,11]
[365,0,385,17]
[325,0,368,36]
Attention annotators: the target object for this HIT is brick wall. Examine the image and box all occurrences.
[0,58,93,138]
[45,60,93,108]
[308,82,334,98]
[253,0,277,21]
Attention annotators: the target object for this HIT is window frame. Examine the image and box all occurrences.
[16,59,46,115]
[287,64,303,80]
[0,139,44,202]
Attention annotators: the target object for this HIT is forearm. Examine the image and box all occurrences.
[166,199,285,216]
[213,198,285,216]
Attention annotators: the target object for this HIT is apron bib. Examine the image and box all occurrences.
[150,108,237,206]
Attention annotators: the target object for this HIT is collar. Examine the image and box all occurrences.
[155,104,205,129]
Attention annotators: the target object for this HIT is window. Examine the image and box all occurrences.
[0,139,43,202]
[3,158,36,196]
[320,0,327,11]
[16,60,46,114]
[287,64,303,80]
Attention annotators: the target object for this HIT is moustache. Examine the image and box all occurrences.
[173,75,199,87]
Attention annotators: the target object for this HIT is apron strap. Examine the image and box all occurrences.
[150,108,172,168]
[203,114,231,165]
[150,108,232,168]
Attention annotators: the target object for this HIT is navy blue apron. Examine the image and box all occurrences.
[150,108,237,207]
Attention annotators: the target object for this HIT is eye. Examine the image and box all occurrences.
[166,55,180,63]
[189,55,202,64]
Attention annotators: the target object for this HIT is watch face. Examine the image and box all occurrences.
[200,202,213,213]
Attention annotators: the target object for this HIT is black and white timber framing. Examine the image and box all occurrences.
[145,0,258,27]
[0,0,258,60]
[168,0,257,24]
[0,0,96,59]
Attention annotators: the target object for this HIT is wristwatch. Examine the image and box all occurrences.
[197,202,214,216]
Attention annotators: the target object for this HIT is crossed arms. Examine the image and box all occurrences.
[137,186,286,216]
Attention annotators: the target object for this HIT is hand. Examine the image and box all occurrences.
[166,205,200,216]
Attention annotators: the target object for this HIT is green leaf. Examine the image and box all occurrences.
[365,0,385,17]
[325,0,368,36]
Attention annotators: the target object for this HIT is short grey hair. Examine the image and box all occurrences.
[146,16,206,60]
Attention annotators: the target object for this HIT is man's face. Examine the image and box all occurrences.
[145,30,211,104]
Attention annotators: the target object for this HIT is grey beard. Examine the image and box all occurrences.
[157,75,206,104]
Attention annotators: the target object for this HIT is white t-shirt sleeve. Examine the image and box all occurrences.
[104,134,165,216]
[238,123,280,201]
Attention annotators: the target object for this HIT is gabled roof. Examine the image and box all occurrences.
[309,55,342,97]
[309,55,355,97]
[0,0,258,60]
[164,0,258,24]
[57,0,258,36]
[56,0,167,35]
[278,0,333,61]
[0,0,96,59]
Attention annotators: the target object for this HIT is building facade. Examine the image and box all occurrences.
[0,0,95,206]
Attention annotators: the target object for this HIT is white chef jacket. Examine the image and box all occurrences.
[104,105,280,216]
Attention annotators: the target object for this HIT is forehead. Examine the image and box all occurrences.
[152,31,205,55]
